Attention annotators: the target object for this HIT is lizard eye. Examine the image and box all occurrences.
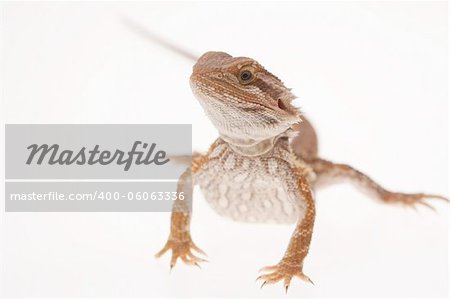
[239,69,254,84]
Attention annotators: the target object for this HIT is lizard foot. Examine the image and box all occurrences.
[257,262,313,293]
[382,191,448,211]
[155,238,207,269]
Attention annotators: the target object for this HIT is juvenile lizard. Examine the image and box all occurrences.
[123,19,448,292]
[154,51,448,291]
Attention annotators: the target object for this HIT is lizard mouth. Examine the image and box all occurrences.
[191,79,299,130]
[192,75,297,114]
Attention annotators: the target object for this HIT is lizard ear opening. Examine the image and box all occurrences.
[277,99,288,111]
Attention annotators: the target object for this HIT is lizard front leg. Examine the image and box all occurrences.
[155,155,209,269]
[258,165,315,292]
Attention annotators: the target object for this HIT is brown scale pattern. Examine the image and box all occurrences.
[156,51,448,292]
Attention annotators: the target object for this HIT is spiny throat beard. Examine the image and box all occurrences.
[190,79,299,141]
[190,51,301,142]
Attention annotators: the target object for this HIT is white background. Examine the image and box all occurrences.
[0,1,448,298]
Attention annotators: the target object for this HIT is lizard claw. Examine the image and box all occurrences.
[382,191,448,211]
[156,238,207,270]
[190,241,208,256]
[257,261,313,292]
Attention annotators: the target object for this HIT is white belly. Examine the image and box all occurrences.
[195,146,303,224]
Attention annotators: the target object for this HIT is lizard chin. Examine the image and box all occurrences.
[190,80,299,141]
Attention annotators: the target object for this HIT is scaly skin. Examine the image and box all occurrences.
[156,51,448,292]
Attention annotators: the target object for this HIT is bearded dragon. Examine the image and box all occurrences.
[123,19,448,292]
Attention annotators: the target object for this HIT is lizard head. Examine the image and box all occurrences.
[190,51,300,141]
